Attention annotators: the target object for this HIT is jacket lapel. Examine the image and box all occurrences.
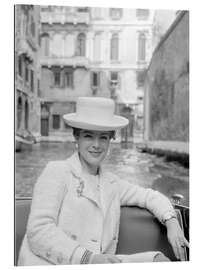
[100,170,117,217]
[66,152,102,208]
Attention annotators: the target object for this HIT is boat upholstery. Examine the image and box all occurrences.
[15,199,187,265]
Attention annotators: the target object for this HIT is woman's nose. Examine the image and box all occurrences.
[92,137,100,148]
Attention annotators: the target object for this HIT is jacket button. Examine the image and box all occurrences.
[46,249,51,258]
[71,234,77,240]
[91,239,98,243]
[57,255,63,264]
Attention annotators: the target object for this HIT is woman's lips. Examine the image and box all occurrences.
[89,151,102,157]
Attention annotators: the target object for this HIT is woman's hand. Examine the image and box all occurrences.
[91,254,121,264]
[153,252,170,262]
[166,217,189,261]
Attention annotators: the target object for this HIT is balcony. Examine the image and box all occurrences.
[40,56,90,68]
[41,11,90,25]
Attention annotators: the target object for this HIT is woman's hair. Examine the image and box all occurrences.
[72,127,116,140]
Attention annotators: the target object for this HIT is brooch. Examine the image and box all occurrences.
[76,180,85,197]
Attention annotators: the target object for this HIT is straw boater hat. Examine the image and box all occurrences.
[63,97,129,131]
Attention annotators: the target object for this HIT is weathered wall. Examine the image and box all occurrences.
[144,11,189,141]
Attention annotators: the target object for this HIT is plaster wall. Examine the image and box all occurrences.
[144,12,189,141]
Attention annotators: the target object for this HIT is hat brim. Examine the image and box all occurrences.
[63,113,129,131]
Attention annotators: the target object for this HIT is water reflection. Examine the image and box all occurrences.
[15,142,189,206]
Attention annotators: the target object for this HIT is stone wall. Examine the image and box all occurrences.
[144,11,189,141]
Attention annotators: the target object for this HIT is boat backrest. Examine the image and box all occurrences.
[116,206,183,260]
[15,199,187,265]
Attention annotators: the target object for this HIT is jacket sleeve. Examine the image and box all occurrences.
[117,178,176,223]
[26,161,90,265]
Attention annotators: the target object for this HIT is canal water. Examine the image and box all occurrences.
[15,142,189,206]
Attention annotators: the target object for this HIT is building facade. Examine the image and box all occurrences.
[40,6,155,140]
[144,11,189,141]
[15,5,41,139]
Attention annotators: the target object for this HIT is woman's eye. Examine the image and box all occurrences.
[100,136,108,140]
[83,134,92,138]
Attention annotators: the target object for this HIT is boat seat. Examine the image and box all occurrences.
[15,199,187,265]
[116,206,186,260]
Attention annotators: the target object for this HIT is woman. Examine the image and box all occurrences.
[18,97,189,265]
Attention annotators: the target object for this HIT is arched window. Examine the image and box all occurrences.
[41,34,49,57]
[24,100,29,130]
[52,33,63,57]
[17,96,22,129]
[64,34,74,57]
[110,33,119,61]
[94,33,101,61]
[77,33,86,56]
[138,33,146,61]
[30,15,35,37]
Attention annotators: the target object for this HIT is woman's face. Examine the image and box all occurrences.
[76,129,111,174]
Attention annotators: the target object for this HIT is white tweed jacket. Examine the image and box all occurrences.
[18,152,175,265]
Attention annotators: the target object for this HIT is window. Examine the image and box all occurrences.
[52,114,60,129]
[24,100,29,130]
[41,6,49,12]
[37,79,40,96]
[138,96,143,101]
[30,15,35,37]
[93,33,101,61]
[137,69,146,87]
[111,72,118,81]
[64,70,73,88]
[138,33,146,61]
[77,33,86,56]
[17,96,22,129]
[18,56,22,77]
[91,72,100,88]
[110,8,122,20]
[25,63,29,82]
[53,69,61,87]
[41,34,49,56]
[30,70,34,92]
[110,71,120,88]
[136,9,149,20]
[77,7,88,12]
[110,33,119,61]
[94,8,102,19]
[64,34,74,57]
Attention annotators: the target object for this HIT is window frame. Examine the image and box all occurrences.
[136,69,146,87]
[136,9,149,20]
[110,71,120,88]
[25,62,29,83]
[52,114,60,130]
[64,69,74,88]
[18,55,22,77]
[138,33,146,62]
[91,71,100,88]
[110,8,123,20]
[110,33,119,61]
[77,33,86,57]
[30,69,34,92]
[53,68,61,87]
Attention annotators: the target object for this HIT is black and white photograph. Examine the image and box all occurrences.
[14,2,190,267]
